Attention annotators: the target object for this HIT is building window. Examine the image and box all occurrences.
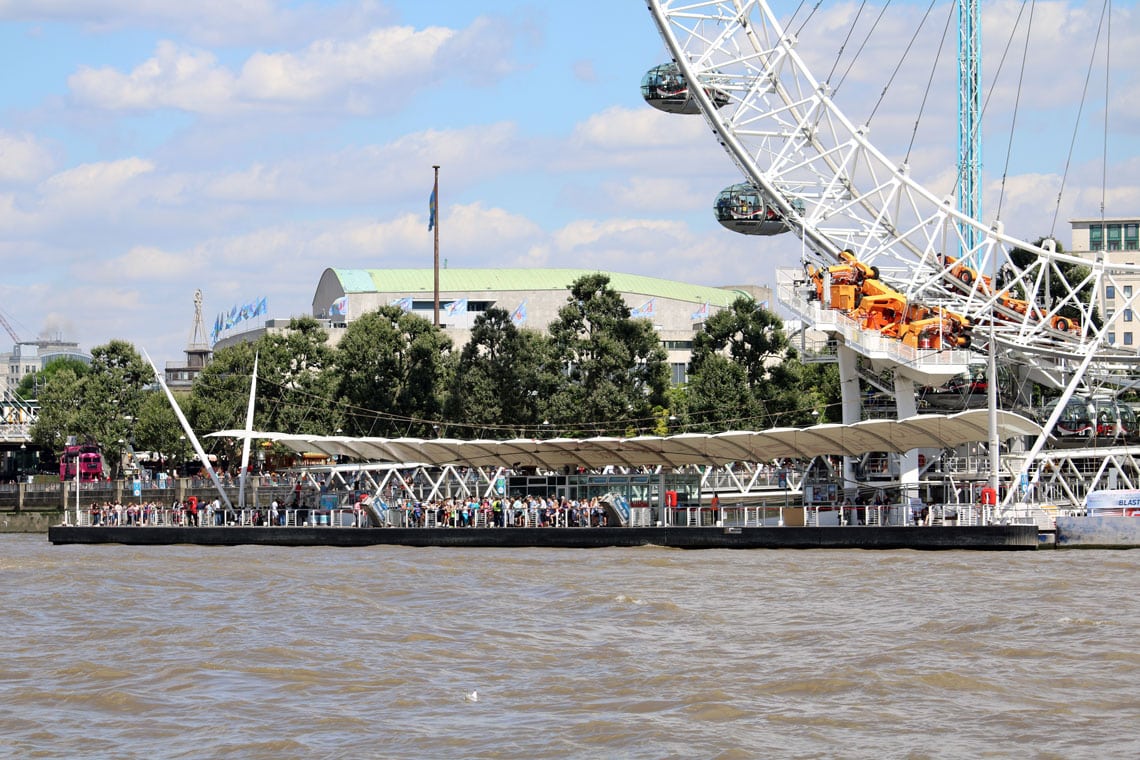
[1127,286,1134,299]
[1090,224,1104,250]
[1109,333,1117,345]
[1107,285,1116,300]
[670,363,687,385]
[1108,224,1123,251]
[1127,223,1140,251]
[1126,333,1135,346]
[1126,309,1134,323]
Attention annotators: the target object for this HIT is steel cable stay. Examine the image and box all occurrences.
[994,0,1036,224]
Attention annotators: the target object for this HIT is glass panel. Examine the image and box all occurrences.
[1107,285,1116,299]
[1126,333,1134,346]
[1108,224,1123,251]
[1090,225,1104,249]
[1127,224,1140,250]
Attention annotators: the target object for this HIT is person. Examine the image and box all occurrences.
[270,499,279,527]
[186,495,199,527]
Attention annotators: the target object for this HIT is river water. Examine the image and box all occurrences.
[2,534,1139,759]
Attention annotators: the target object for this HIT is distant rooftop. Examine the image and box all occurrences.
[330,268,750,307]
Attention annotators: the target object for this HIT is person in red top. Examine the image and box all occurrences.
[186,495,199,527]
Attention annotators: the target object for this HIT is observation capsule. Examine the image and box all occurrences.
[713,183,803,236]
[640,63,729,114]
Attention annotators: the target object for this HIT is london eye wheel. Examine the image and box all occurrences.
[644,0,1137,508]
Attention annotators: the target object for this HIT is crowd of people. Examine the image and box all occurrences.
[81,493,616,529]
[392,495,612,529]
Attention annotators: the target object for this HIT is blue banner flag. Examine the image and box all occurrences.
[428,186,437,231]
[511,300,528,326]
[446,298,467,318]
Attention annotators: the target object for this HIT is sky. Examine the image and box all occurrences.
[0,0,1137,367]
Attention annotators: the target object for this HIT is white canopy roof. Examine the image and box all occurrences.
[208,410,1041,471]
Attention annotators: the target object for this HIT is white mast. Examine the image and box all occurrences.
[238,353,258,509]
[143,349,233,512]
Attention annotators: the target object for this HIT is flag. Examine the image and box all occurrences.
[690,301,709,321]
[330,296,349,317]
[511,300,527,326]
[254,296,267,316]
[428,186,437,231]
[446,298,467,318]
[630,298,656,319]
[391,296,413,312]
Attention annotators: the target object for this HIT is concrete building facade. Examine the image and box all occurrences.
[311,268,770,385]
[1071,217,1140,348]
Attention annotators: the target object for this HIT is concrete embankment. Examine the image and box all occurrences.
[1,510,63,533]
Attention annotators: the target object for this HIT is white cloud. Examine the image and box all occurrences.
[68,41,236,112]
[38,157,154,208]
[66,18,522,116]
[86,244,199,283]
[0,0,398,48]
[0,132,56,183]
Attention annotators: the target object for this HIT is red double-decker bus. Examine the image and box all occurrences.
[60,443,104,482]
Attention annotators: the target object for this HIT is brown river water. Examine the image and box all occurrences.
[2,534,1139,759]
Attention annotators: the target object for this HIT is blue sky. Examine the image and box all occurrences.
[0,0,1136,366]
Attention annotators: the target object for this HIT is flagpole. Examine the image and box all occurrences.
[432,165,440,327]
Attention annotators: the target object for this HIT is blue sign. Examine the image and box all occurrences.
[132,480,141,497]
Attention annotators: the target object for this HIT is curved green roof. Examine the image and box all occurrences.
[330,268,747,306]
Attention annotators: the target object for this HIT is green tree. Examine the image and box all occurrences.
[443,307,549,438]
[187,340,258,467]
[30,340,152,476]
[133,389,188,469]
[16,356,90,400]
[335,306,453,437]
[257,317,340,436]
[687,298,821,429]
[543,273,669,436]
[29,366,85,452]
[684,354,760,432]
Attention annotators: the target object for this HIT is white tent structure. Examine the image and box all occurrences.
[209,410,1041,472]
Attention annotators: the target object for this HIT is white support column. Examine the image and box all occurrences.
[838,344,861,498]
[895,371,919,512]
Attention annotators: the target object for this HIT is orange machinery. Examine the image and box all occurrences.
[943,255,1077,333]
[808,250,971,349]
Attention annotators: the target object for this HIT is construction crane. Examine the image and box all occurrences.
[0,309,19,345]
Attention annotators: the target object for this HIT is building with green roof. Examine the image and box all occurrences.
[313,267,768,384]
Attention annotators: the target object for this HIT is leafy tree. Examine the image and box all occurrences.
[685,354,760,432]
[687,297,822,429]
[335,306,453,437]
[187,340,258,466]
[543,273,669,436]
[257,317,340,436]
[30,340,152,476]
[29,366,85,452]
[16,356,89,400]
[133,389,188,468]
[443,307,549,438]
